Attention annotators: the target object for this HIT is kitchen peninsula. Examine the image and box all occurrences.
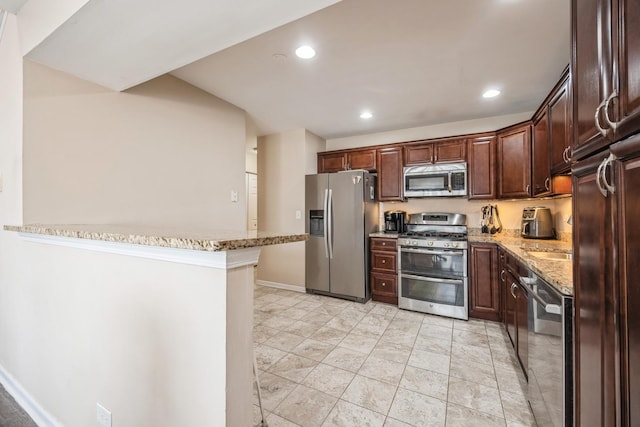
[3,224,307,427]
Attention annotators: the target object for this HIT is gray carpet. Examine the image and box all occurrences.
[0,384,37,427]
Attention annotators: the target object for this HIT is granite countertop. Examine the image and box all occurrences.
[468,229,573,296]
[3,224,308,252]
[369,232,399,239]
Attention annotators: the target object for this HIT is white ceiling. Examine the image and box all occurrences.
[0,0,28,13]
[24,0,341,91]
[20,0,570,140]
[173,0,571,139]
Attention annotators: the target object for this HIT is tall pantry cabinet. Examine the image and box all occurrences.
[572,0,640,425]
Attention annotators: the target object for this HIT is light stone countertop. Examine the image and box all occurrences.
[369,232,399,239]
[3,224,308,252]
[468,228,573,296]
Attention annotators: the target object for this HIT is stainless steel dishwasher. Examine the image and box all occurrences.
[519,273,573,427]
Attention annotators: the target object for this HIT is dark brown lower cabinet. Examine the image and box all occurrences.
[611,135,640,427]
[573,132,640,427]
[504,269,517,347]
[514,280,528,375]
[469,243,501,321]
[573,149,617,427]
[370,237,398,305]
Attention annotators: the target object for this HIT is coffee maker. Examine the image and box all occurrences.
[384,210,406,234]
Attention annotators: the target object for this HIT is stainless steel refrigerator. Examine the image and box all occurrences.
[305,171,378,302]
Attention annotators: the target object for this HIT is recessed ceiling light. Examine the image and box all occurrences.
[483,89,501,98]
[295,45,316,59]
[360,111,373,119]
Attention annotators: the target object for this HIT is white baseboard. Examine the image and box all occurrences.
[256,280,305,293]
[0,364,63,427]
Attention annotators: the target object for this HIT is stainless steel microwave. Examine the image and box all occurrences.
[403,163,467,197]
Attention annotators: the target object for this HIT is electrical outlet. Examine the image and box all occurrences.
[96,403,111,427]
[295,210,301,220]
[230,190,238,202]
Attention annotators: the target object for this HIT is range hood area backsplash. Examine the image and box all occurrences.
[379,196,573,240]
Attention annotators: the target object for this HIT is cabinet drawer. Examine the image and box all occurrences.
[371,272,397,297]
[370,238,397,251]
[371,251,397,272]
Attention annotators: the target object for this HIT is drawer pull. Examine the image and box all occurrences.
[382,260,386,263]
[382,282,386,287]
[382,242,386,246]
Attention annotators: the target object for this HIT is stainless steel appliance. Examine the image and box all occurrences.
[384,210,406,234]
[397,212,468,319]
[518,274,573,427]
[403,162,467,198]
[521,207,554,239]
[305,171,378,302]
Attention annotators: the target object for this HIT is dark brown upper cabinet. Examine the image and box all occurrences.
[572,0,640,160]
[376,147,404,202]
[404,139,466,165]
[467,134,497,200]
[317,148,376,173]
[549,72,572,174]
[532,109,552,197]
[497,122,532,198]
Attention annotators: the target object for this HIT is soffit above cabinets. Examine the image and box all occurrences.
[23,0,341,91]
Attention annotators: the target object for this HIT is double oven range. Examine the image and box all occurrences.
[397,212,468,320]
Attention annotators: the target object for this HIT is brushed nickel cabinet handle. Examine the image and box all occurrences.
[602,153,617,194]
[603,90,619,131]
[595,99,609,137]
[596,158,608,198]
[545,177,550,191]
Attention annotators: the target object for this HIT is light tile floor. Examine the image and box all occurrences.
[253,285,537,427]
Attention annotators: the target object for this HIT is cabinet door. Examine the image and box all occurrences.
[404,142,433,165]
[499,249,507,325]
[572,0,614,160]
[434,139,467,163]
[611,135,640,427]
[318,152,346,173]
[504,270,517,347]
[613,0,640,141]
[469,243,500,322]
[532,110,552,196]
[572,151,618,427]
[498,123,532,198]
[377,147,404,201]
[514,282,529,376]
[371,251,396,274]
[550,80,572,174]
[348,149,377,171]
[370,272,398,305]
[468,135,497,200]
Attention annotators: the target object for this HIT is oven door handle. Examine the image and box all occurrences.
[400,273,463,284]
[518,277,562,315]
[399,248,464,256]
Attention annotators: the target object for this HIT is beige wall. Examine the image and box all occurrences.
[2,236,228,427]
[382,197,572,234]
[2,15,253,425]
[257,129,325,288]
[23,60,247,230]
[326,112,533,151]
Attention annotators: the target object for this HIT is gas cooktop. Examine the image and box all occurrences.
[398,212,468,249]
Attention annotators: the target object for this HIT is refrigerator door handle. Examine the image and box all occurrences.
[323,189,329,258]
[328,188,334,259]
